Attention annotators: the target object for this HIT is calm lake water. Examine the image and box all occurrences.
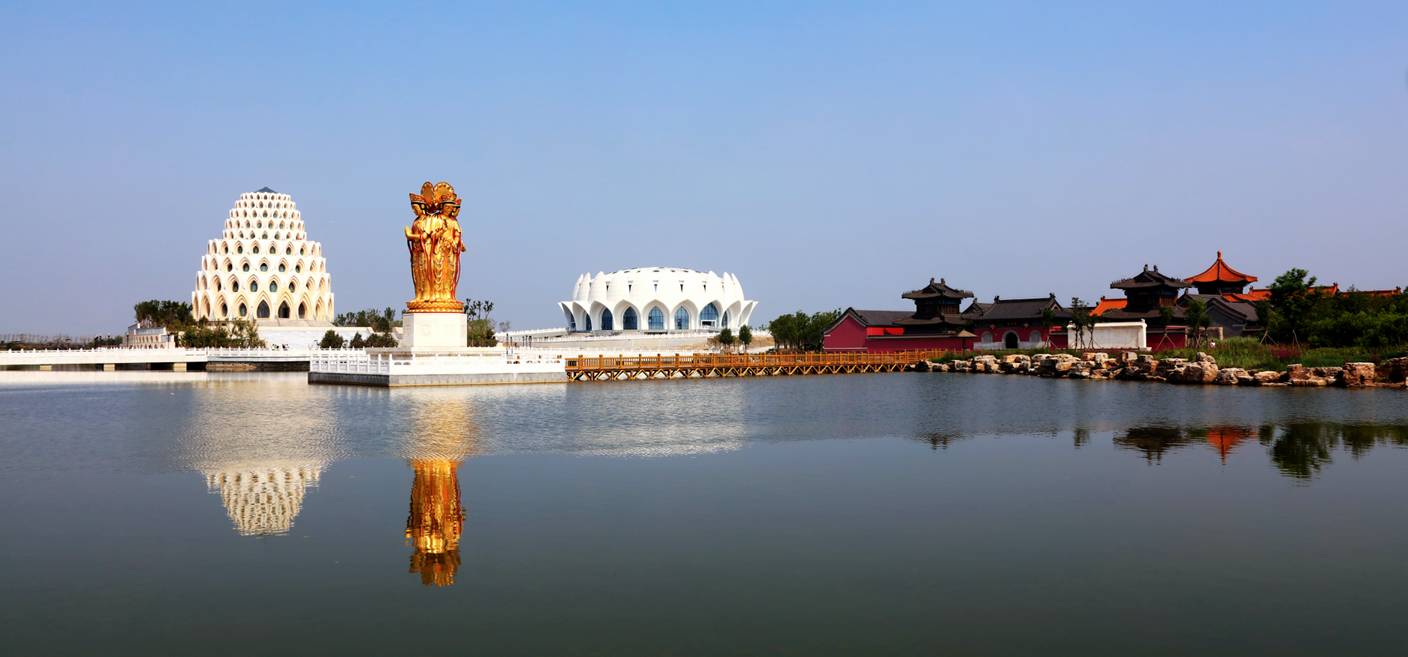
[2,372,1407,656]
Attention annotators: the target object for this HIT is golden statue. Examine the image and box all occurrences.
[406,458,464,587]
[404,181,466,313]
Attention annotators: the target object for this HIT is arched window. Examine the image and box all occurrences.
[238,303,248,317]
[584,314,592,331]
[252,245,260,254]
[250,281,259,293]
[298,302,307,319]
[1030,329,1044,344]
[232,281,240,293]
[674,307,690,330]
[288,280,297,292]
[259,263,268,272]
[600,308,614,331]
[278,302,290,319]
[622,307,638,330]
[278,263,286,272]
[236,245,243,254]
[242,262,250,272]
[700,303,719,328]
[220,302,228,318]
[980,331,993,344]
[269,281,279,293]
[1004,332,1020,349]
[722,310,731,328]
[257,301,270,319]
[648,307,665,331]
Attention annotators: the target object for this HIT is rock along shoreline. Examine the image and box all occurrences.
[919,352,1408,389]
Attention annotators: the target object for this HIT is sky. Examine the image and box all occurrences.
[1,1,1406,335]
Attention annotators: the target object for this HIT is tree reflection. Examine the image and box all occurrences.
[1114,426,1190,463]
[1260,422,1408,481]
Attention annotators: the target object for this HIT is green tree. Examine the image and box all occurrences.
[765,309,840,351]
[1184,298,1211,349]
[718,327,736,352]
[467,319,497,347]
[738,324,753,351]
[349,333,365,349]
[318,330,345,349]
[1068,298,1096,349]
[133,300,194,330]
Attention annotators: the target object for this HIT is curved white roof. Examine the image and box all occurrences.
[560,267,757,332]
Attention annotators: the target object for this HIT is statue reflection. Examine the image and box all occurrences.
[400,390,479,587]
[406,458,463,587]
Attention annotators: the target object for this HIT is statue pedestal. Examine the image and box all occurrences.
[401,312,468,349]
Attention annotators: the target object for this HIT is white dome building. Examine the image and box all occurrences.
[190,187,334,325]
[560,267,757,333]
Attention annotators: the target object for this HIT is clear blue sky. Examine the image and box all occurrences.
[2,1,1405,334]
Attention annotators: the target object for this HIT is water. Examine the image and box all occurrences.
[2,372,1407,656]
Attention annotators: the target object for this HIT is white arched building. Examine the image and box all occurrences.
[191,187,335,325]
[560,267,757,333]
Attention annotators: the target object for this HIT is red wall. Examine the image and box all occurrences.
[823,315,973,353]
[972,324,1068,349]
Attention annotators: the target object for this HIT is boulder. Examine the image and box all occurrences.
[1340,362,1376,388]
[1173,362,1219,384]
[1214,367,1247,386]
[1377,357,1408,383]
[1195,351,1217,365]
[1254,370,1283,385]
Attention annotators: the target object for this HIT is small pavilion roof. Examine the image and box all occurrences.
[1186,251,1258,285]
[255,186,278,193]
[902,277,974,301]
[1111,265,1190,291]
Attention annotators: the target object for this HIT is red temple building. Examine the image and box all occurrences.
[822,278,977,352]
[823,279,1074,352]
[968,295,1072,349]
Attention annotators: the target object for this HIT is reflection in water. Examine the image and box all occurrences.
[205,464,323,536]
[1106,421,1408,481]
[1114,426,1191,463]
[919,432,965,450]
[406,459,464,587]
[1201,426,1254,463]
[179,377,339,536]
[1261,422,1408,480]
[399,390,479,587]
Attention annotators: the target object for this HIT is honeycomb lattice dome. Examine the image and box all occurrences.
[191,189,335,324]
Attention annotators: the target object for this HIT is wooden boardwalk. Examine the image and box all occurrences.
[565,350,944,382]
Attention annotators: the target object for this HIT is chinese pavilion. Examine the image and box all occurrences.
[822,278,977,352]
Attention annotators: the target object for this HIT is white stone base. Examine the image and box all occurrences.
[401,312,468,349]
[307,347,565,387]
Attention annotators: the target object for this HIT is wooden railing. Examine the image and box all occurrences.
[565,350,945,381]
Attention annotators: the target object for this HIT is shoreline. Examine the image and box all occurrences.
[923,351,1408,389]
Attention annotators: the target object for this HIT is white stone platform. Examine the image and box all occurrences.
[308,347,565,387]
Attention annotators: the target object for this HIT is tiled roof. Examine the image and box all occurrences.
[847,309,914,326]
[902,277,974,301]
[1111,265,1190,291]
[971,296,1072,323]
[1186,251,1258,285]
[1090,297,1127,316]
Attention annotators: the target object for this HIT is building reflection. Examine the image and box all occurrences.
[1201,426,1254,464]
[398,389,480,587]
[206,464,323,536]
[1114,426,1190,463]
[179,376,337,536]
